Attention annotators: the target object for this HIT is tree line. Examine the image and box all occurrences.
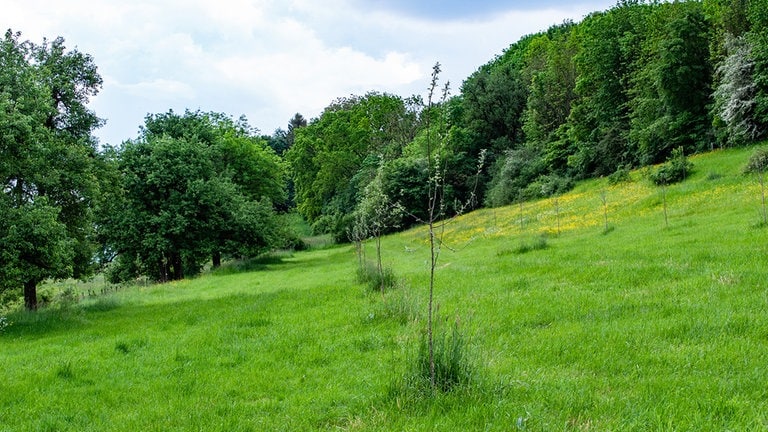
[287,0,768,241]
[2,0,768,309]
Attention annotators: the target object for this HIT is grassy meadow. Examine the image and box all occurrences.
[2,146,768,430]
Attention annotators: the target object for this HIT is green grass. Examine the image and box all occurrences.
[3,146,768,430]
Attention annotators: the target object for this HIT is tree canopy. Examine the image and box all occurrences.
[101,110,289,282]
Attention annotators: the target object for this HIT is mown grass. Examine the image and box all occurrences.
[2,146,768,430]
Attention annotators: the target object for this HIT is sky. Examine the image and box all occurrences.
[4,0,617,146]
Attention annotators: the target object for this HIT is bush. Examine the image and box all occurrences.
[649,146,693,185]
[527,174,574,199]
[608,165,631,185]
[743,146,768,174]
[0,316,9,333]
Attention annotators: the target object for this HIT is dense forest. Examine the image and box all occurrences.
[2,0,768,309]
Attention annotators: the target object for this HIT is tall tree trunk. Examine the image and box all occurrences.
[212,251,221,269]
[24,279,38,311]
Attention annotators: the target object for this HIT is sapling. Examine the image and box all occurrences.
[420,63,484,391]
[662,179,669,229]
[353,162,403,292]
[743,147,768,225]
[600,188,609,232]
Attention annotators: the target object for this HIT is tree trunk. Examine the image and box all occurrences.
[24,279,38,311]
[171,253,184,280]
[212,251,221,269]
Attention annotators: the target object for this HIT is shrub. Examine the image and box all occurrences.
[608,165,631,185]
[649,146,693,185]
[0,316,9,333]
[57,287,79,310]
[522,174,574,201]
[743,146,768,174]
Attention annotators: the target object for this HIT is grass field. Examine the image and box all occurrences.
[2,146,768,431]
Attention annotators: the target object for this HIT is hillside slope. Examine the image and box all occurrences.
[2,146,768,431]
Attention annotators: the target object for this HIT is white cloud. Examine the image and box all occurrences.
[1,0,616,144]
[111,78,196,101]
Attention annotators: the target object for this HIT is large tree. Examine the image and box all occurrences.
[629,2,713,163]
[0,30,104,310]
[567,2,653,177]
[103,111,287,281]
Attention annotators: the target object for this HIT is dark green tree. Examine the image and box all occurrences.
[519,21,580,180]
[630,2,714,163]
[748,0,768,133]
[567,2,653,177]
[103,112,286,281]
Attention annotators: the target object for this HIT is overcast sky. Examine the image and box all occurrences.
[4,0,616,146]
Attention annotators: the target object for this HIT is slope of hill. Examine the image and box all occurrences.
[2,146,768,431]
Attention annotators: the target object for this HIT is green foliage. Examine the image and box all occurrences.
[286,93,417,232]
[103,111,289,282]
[381,156,429,226]
[608,165,632,185]
[568,3,652,177]
[748,0,768,135]
[484,146,545,207]
[630,2,713,163]
[743,146,768,173]
[0,315,9,333]
[0,30,104,309]
[650,146,694,185]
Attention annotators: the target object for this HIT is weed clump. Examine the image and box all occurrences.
[366,289,419,325]
[357,261,398,293]
[394,316,475,396]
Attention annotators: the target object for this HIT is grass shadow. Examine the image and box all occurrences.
[211,251,297,276]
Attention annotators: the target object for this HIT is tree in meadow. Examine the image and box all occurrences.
[102,111,287,282]
[0,30,105,310]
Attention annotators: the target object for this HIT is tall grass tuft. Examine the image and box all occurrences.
[366,289,420,325]
[357,261,398,293]
[406,316,474,394]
